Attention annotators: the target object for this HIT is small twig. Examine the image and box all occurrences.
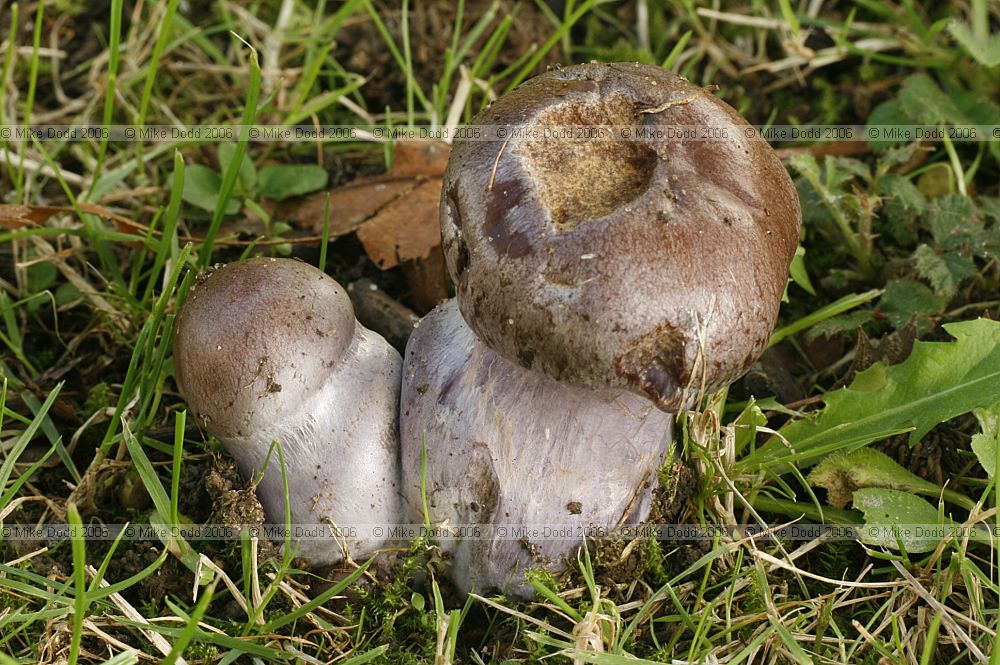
[635,85,720,116]
[488,133,513,191]
[87,565,185,664]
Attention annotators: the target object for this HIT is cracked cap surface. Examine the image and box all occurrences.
[441,62,802,411]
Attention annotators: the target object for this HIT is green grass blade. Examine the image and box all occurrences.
[67,503,88,665]
[143,151,185,302]
[161,579,218,665]
[505,0,598,91]
[198,44,261,267]
[171,410,186,525]
[0,382,62,493]
[769,289,882,346]
[89,0,124,194]
[260,560,371,633]
[137,0,181,126]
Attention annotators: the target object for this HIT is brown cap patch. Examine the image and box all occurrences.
[441,62,802,410]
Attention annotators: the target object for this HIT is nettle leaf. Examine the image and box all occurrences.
[853,488,949,554]
[979,197,1000,222]
[912,245,978,298]
[809,448,944,509]
[880,279,947,331]
[927,195,980,250]
[897,74,973,125]
[181,164,241,215]
[877,143,923,170]
[738,319,1000,473]
[788,153,821,182]
[258,164,329,201]
[821,156,864,192]
[970,403,1000,478]
[829,157,870,183]
[925,195,1000,259]
[878,174,926,246]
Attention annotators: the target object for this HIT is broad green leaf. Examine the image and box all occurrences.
[819,155,863,192]
[923,195,1000,262]
[950,89,1000,126]
[739,319,1000,474]
[948,20,1000,67]
[217,141,257,193]
[788,153,820,182]
[853,488,950,553]
[181,164,240,215]
[26,261,58,292]
[877,143,923,171]
[808,447,972,510]
[970,402,999,477]
[54,282,81,307]
[865,100,910,149]
[258,164,328,200]
[829,156,870,183]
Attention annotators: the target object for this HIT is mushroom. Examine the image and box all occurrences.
[173,257,402,565]
[400,300,672,598]
[401,62,801,596]
[441,62,801,411]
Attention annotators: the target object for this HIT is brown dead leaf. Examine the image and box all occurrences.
[0,202,151,236]
[0,204,67,230]
[385,139,451,177]
[355,177,442,268]
[284,140,450,269]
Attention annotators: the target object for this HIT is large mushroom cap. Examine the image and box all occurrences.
[174,257,357,440]
[442,62,802,411]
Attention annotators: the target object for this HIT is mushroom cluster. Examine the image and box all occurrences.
[172,62,801,599]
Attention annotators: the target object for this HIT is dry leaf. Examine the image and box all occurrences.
[0,202,149,236]
[284,140,450,269]
[355,177,442,268]
[0,204,67,230]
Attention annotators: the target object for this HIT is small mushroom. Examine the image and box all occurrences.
[173,257,402,564]
[400,300,672,598]
[403,62,802,596]
[441,62,801,411]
